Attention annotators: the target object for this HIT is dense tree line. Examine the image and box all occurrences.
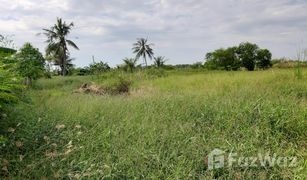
[204,42,272,71]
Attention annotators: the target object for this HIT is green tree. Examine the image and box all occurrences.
[123,58,138,72]
[256,49,272,69]
[46,52,75,75]
[43,18,79,76]
[191,62,204,69]
[154,56,167,68]
[132,38,154,67]
[15,43,45,85]
[236,42,259,71]
[205,47,240,70]
[89,61,110,74]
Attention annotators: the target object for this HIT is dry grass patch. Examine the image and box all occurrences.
[74,78,131,96]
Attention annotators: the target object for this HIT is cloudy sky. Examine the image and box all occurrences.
[1,0,307,67]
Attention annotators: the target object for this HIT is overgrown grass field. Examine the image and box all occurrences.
[1,69,306,179]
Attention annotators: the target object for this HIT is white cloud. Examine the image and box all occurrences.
[1,0,307,66]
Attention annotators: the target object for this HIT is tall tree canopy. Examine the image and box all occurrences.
[43,18,79,76]
[205,42,272,71]
[205,47,240,71]
[132,38,154,67]
[256,49,272,69]
[15,43,45,85]
[236,42,259,71]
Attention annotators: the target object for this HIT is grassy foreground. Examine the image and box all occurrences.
[0,69,306,179]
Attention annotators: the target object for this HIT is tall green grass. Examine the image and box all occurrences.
[0,69,306,179]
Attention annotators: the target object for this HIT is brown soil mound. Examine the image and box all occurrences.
[74,80,131,95]
[74,83,107,95]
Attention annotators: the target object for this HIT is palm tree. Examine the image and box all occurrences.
[154,56,167,68]
[123,58,138,72]
[132,38,154,67]
[45,50,74,75]
[42,18,79,76]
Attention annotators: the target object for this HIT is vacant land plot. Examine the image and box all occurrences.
[0,69,306,179]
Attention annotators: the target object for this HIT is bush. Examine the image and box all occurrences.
[0,46,22,114]
[108,77,131,95]
[72,67,90,76]
[88,61,110,75]
[0,47,16,59]
[144,68,167,79]
[0,61,23,114]
[272,60,307,69]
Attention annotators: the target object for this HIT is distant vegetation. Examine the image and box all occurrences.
[122,58,138,73]
[154,56,167,68]
[204,42,272,71]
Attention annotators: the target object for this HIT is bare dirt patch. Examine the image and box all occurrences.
[74,79,131,95]
[74,83,107,95]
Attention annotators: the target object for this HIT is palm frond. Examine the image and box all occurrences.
[66,40,79,50]
[132,38,154,66]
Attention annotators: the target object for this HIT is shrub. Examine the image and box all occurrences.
[0,61,23,114]
[0,46,22,114]
[191,62,204,69]
[109,77,131,94]
[88,61,110,74]
[144,68,167,79]
[72,67,91,76]
[0,47,16,59]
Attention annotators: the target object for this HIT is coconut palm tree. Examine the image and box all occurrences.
[132,38,154,67]
[42,18,79,76]
[154,56,167,68]
[45,49,74,75]
[123,58,138,72]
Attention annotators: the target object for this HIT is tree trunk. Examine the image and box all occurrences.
[144,56,147,67]
[62,43,67,76]
[60,64,65,76]
[23,77,32,86]
[62,56,66,76]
